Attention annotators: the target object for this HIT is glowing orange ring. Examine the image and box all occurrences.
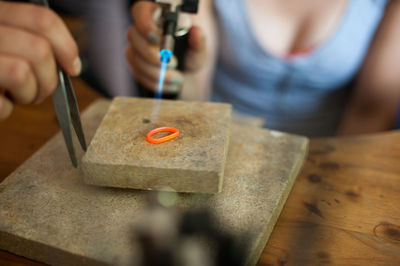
[146,127,180,144]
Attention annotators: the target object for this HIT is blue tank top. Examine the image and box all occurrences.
[212,0,389,137]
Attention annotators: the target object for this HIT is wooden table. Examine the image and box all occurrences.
[0,79,399,266]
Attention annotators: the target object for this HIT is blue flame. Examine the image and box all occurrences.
[155,49,173,99]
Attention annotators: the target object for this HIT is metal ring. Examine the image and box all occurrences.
[146,127,180,144]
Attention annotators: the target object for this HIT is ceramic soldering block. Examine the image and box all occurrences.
[81,97,232,194]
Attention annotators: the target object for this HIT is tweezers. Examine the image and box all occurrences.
[30,0,87,167]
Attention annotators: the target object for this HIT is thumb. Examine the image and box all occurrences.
[131,1,161,44]
[185,26,206,70]
[188,26,205,52]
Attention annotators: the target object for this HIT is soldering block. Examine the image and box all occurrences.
[81,97,232,194]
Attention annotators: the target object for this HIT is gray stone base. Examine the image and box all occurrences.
[0,99,308,266]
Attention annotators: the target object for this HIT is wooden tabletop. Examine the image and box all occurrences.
[0,79,399,266]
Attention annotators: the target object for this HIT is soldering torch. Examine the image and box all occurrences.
[137,0,199,99]
[150,0,199,62]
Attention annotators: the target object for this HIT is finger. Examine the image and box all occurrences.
[185,26,206,71]
[131,68,183,95]
[0,25,57,103]
[167,56,178,69]
[163,76,183,95]
[188,26,205,51]
[0,95,14,120]
[126,46,157,91]
[0,2,81,76]
[131,65,183,94]
[127,26,160,66]
[127,46,182,85]
[0,54,37,105]
[126,46,183,94]
[131,66,157,93]
[131,1,161,44]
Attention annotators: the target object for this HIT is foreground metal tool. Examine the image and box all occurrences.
[131,194,247,266]
[30,0,87,167]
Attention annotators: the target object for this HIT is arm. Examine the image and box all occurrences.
[338,0,400,135]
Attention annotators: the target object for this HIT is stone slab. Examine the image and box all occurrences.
[82,97,232,194]
[0,99,308,266]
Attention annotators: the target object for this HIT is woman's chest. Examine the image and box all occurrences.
[214,0,386,90]
[244,0,350,55]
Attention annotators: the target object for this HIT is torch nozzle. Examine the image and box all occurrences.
[159,49,173,64]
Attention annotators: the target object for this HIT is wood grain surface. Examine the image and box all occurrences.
[261,133,400,265]
[1,78,399,265]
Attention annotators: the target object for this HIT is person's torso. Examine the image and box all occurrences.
[212,0,389,137]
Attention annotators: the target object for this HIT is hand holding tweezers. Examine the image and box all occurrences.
[30,0,87,167]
